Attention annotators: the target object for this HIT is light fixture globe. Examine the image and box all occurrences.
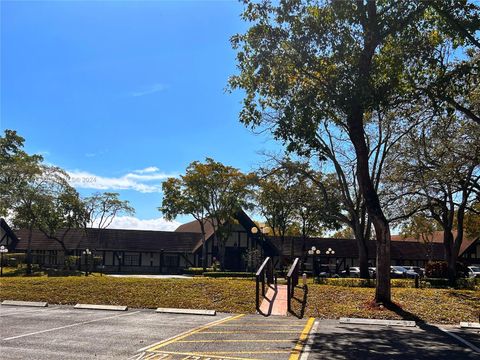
[312,246,316,251]
[251,227,258,234]
[315,249,321,255]
[308,249,313,255]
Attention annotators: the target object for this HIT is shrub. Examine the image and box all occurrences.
[203,272,255,278]
[4,253,25,267]
[425,261,469,278]
[422,277,477,289]
[183,267,213,275]
[46,268,83,277]
[64,256,80,270]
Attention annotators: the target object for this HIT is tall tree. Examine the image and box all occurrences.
[255,167,298,268]
[161,158,255,270]
[160,177,209,270]
[230,0,479,303]
[11,165,72,274]
[0,130,42,217]
[83,192,135,231]
[35,184,89,257]
[388,117,480,283]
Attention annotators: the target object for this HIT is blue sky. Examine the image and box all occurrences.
[1,1,281,229]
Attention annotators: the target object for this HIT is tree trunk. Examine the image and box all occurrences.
[443,229,456,285]
[199,221,207,271]
[358,240,370,279]
[348,108,391,304]
[26,223,33,275]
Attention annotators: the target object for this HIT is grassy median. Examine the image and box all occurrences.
[1,276,478,324]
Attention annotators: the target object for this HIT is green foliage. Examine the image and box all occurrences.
[426,261,469,279]
[0,129,43,216]
[64,256,79,270]
[84,192,135,230]
[202,272,255,278]
[160,158,257,269]
[183,267,213,275]
[242,248,262,272]
[3,253,26,267]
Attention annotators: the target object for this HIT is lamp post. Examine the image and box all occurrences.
[83,248,92,276]
[308,246,321,282]
[0,245,8,277]
[325,247,335,275]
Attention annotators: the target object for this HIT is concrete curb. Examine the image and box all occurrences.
[74,304,128,311]
[1,300,48,307]
[460,322,480,329]
[155,307,216,316]
[339,317,416,327]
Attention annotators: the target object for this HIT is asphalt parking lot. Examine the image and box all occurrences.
[305,320,479,360]
[0,305,311,360]
[1,305,478,360]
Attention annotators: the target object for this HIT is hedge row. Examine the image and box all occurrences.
[314,277,478,289]
[203,272,255,278]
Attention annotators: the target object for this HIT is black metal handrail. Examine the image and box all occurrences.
[255,257,274,312]
[286,257,300,313]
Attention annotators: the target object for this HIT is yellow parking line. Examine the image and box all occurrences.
[191,351,291,354]
[289,317,315,360]
[215,324,306,328]
[146,350,262,360]
[200,330,300,334]
[147,314,245,352]
[176,339,295,343]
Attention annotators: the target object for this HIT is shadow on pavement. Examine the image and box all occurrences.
[307,320,478,360]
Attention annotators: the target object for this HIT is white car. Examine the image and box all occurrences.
[467,266,480,278]
[341,267,360,277]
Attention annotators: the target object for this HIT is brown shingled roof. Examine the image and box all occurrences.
[269,236,445,261]
[13,228,202,253]
[391,231,477,256]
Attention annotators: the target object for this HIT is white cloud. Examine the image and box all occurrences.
[134,166,159,174]
[106,216,181,231]
[67,167,176,193]
[131,83,167,97]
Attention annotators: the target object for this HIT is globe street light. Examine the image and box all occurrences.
[308,246,321,281]
[83,248,92,276]
[0,245,8,277]
[251,226,270,235]
[325,247,335,274]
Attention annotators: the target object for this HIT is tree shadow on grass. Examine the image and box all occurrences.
[289,285,308,319]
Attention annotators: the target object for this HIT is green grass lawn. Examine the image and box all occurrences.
[1,276,478,324]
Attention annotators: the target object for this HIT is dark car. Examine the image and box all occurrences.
[402,266,425,277]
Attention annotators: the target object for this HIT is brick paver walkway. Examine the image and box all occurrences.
[259,285,288,316]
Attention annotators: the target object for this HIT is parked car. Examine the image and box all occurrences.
[390,266,418,278]
[467,266,480,278]
[402,266,425,277]
[340,266,360,277]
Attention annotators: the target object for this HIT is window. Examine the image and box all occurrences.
[124,253,140,266]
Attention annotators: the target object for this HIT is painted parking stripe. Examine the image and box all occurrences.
[438,327,480,353]
[289,317,315,360]
[188,350,291,354]
[145,350,263,360]
[2,310,141,341]
[145,314,245,352]
[176,339,296,343]
[200,330,301,334]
